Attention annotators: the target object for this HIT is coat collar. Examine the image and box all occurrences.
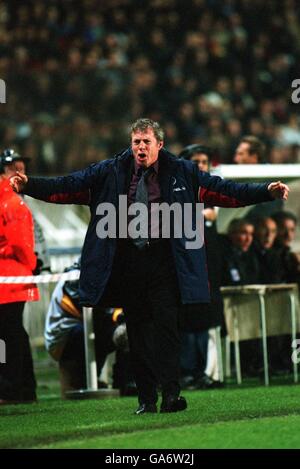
[157,148,178,202]
[114,146,178,200]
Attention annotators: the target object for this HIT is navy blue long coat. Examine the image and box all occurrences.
[24,148,273,306]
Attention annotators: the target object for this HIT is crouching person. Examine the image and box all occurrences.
[45,260,135,397]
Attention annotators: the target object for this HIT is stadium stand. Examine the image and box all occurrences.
[0,0,299,173]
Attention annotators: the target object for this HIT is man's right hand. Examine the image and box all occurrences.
[10,171,28,193]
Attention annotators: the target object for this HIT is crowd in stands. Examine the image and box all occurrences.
[219,211,300,377]
[221,211,300,288]
[180,210,300,389]
[0,0,300,174]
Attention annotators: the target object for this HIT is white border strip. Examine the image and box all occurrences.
[0,271,80,284]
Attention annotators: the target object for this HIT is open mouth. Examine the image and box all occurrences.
[138,153,146,159]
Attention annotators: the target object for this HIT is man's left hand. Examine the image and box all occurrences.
[268,181,290,200]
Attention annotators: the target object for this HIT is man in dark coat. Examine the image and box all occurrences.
[11,118,289,414]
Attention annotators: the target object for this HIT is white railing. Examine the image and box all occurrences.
[221,283,300,385]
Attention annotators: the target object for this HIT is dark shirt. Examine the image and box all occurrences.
[128,160,161,205]
[252,241,282,284]
[220,236,260,286]
[273,241,300,285]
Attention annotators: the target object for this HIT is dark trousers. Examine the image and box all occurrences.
[59,324,86,393]
[0,302,36,401]
[115,241,181,405]
[180,331,208,379]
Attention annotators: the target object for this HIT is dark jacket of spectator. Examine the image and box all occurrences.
[220,235,261,286]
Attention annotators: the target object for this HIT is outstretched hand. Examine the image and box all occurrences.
[268,181,290,200]
[10,171,28,193]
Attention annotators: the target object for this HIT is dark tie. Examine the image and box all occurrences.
[131,167,153,249]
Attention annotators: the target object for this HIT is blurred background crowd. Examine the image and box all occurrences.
[0,0,300,174]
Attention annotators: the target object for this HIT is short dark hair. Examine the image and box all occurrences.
[178,144,213,161]
[130,118,164,142]
[228,218,253,236]
[271,211,298,226]
[240,135,266,163]
[254,216,277,229]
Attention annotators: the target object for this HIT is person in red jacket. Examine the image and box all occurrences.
[0,149,39,404]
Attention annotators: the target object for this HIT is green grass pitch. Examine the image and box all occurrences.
[1,361,300,449]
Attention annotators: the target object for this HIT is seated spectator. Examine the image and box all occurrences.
[272,211,300,284]
[253,216,282,283]
[45,259,136,397]
[253,216,290,373]
[221,218,259,286]
[221,218,261,376]
[267,211,300,374]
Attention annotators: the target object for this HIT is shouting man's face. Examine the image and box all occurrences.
[131,128,163,168]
